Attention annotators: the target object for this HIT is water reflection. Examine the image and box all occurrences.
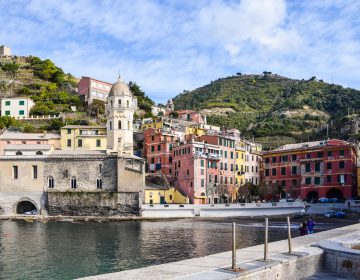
[0,218,353,280]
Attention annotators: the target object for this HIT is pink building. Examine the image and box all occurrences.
[78,76,112,104]
[0,132,61,155]
[176,110,206,124]
[172,141,220,204]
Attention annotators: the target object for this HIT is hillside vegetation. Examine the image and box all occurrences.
[173,73,360,149]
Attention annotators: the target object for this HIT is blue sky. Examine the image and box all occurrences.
[1,0,359,103]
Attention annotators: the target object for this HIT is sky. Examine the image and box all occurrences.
[0,0,359,103]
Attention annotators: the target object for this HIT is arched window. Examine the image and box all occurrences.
[126,100,129,108]
[36,151,43,155]
[48,176,54,188]
[16,151,22,155]
[118,99,121,107]
[109,121,112,130]
[71,177,77,189]
[96,178,102,189]
[118,120,121,129]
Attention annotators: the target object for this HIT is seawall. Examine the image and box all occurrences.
[78,223,360,280]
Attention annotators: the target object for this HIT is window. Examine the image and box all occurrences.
[5,101,10,106]
[118,99,121,106]
[5,111,10,116]
[231,164,234,171]
[96,139,101,147]
[78,139,83,147]
[272,157,276,163]
[19,100,25,105]
[306,153,311,159]
[201,169,204,175]
[327,175,332,183]
[19,110,24,116]
[48,177,54,188]
[315,162,320,172]
[305,177,311,185]
[71,177,77,189]
[99,164,102,173]
[158,144,161,151]
[327,151,333,157]
[292,179,297,186]
[281,155,288,162]
[338,174,346,184]
[151,146,155,152]
[230,177,233,184]
[151,136,154,141]
[340,149,345,156]
[32,165,38,179]
[96,179,103,189]
[224,163,228,170]
[281,180,286,187]
[13,166,18,179]
[272,168,276,176]
[291,166,297,175]
[224,151,227,158]
[314,177,320,185]
[339,161,345,169]
[265,158,270,164]
[126,100,129,108]
[201,179,205,188]
[16,151,22,155]
[118,120,122,129]
[67,128,71,134]
[327,162,332,169]
[317,152,323,158]
[36,151,43,155]
[109,121,112,130]
[265,169,270,176]
[230,152,234,159]
[201,160,204,167]
[305,163,311,172]
[67,139,71,147]
[292,154,297,161]
[281,167,286,175]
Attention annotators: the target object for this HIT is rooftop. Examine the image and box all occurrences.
[0,131,61,140]
[4,144,53,150]
[273,139,351,152]
[62,125,106,129]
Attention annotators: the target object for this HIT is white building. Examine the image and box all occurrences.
[0,45,11,56]
[151,105,166,116]
[1,97,35,118]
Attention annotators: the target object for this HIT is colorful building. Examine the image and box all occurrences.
[60,125,107,151]
[77,76,112,104]
[143,128,177,181]
[172,141,221,204]
[261,139,357,201]
[177,110,206,124]
[144,174,188,204]
[1,97,35,118]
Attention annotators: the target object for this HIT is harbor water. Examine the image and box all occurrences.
[0,217,356,280]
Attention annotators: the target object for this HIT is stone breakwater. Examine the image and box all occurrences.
[78,224,360,280]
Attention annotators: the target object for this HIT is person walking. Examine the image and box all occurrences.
[298,221,308,236]
[306,217,316,234]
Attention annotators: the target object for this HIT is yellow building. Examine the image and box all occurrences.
[144,174,189,204]
[235,145,246,187]
[60,125,107,150]
[141,120,164,131]
[185,126,205,137]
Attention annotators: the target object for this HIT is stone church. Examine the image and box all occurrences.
[0,78,145,216]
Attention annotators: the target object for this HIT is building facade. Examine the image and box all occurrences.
[60,125,107,151]
[0,45,11,56]
[1,97,35,118]
[77,76,112,104]
[261,139,357,200]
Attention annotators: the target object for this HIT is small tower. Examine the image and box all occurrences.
[166,99,174,114]
[106,77,137,155]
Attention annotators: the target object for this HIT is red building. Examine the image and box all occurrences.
[143,128,177,181]
[261,139,357,201]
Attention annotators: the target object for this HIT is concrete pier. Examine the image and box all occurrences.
[79,223,360,280]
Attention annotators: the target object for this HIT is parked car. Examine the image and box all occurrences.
[24,210,37,215]
[329,198,339,203]
[319,197,329,203]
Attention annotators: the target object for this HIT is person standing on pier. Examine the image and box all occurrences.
[298,221,308,236]
[306,217,316,234]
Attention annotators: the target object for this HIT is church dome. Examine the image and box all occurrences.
[109,77,133,97]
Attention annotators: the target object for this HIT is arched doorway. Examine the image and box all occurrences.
[16,200,38,215]
[326,188,343,199]
[280,191,287,199]
[307,191,319,202]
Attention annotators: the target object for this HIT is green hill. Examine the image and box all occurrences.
[173,73,360,149]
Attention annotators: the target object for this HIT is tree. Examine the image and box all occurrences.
[1,62,19,77]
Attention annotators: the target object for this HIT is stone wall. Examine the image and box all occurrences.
[45,156,117,192]
[47,191,140,216]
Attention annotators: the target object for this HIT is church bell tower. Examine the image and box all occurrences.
[106,77,137,155]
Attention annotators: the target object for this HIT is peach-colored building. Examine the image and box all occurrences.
[0,132,61,155]
[78,76,112,104]
[176,110,206,124]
